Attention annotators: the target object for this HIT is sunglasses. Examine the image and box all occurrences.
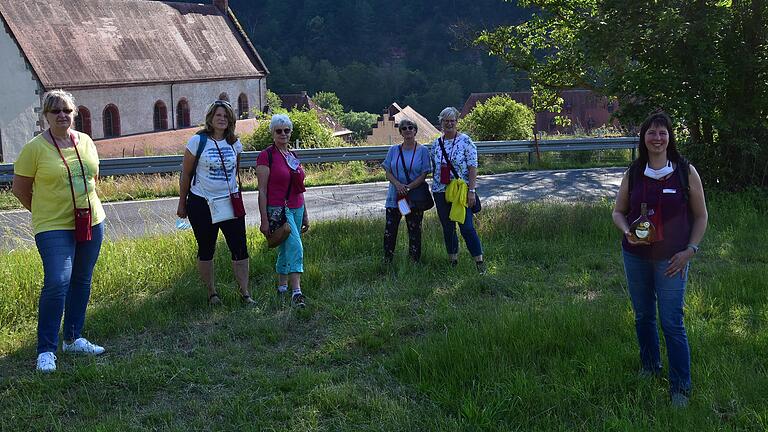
[213,99,232,108]
[274,128,292,134]
[399,125,415,131]
[49,108,73,115]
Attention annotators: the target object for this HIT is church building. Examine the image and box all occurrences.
[0,0,269,162]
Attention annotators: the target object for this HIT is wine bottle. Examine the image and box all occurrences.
[629,203,656,244]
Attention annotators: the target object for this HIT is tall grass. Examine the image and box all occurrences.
[0,192,766,430]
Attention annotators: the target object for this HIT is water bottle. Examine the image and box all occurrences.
[176,218,191,230]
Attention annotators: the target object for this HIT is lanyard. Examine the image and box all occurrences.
[396,144,417,180]
[50,131,91,212]
[439,135,459,166]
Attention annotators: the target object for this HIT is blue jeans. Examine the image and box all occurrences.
[268,205,304,274]
[433,192,483,257]
[34,223,104,354]
[623,250,691,394]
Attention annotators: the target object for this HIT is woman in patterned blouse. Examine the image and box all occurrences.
[429,107,485,274]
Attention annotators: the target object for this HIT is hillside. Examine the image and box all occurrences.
[226,0,530,117]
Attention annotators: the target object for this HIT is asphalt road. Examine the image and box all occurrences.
[0,168,624,251]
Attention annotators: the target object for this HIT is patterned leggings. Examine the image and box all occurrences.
[383,207,424,262]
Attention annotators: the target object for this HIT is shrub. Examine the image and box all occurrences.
[458,95,535,141]
[241,108,345,151]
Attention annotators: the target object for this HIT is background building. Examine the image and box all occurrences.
[0,0,268,162]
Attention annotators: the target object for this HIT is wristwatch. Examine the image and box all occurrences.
[469,188,476,193]
[687,243,699,254]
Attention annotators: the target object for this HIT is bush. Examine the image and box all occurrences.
[241,108,346,151]
[458,95,535,141]
[339,111,378,141]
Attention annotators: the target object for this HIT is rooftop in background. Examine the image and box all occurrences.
[0,0,268,89]
[366,103,440,145]
[96,118,260,158]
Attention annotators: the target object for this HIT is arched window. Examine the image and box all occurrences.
[103,104,120,138]
[177,99,191,128]
[237,93,249,119]
[153,101,168,130]
[74,106,92,136]
[218,92,229,102]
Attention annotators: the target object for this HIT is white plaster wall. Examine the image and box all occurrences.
[70,78,266,140]
[0,27,42,162]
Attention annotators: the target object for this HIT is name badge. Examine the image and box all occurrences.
[285,154,300,170]
[662,188,677,194]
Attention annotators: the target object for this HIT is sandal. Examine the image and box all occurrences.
[208,293,221,306]
[241,294,256,307]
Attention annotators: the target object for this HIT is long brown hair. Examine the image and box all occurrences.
[197,100,238,144]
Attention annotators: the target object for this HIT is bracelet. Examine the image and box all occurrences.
[687,243,699,254]
[469,188,476,193]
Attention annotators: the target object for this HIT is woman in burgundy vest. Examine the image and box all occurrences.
[611,111,709,408]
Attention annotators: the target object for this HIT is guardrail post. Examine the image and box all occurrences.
[528,152,533,165]
[631,147,636,160]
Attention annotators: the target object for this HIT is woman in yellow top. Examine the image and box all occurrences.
[12,90,107,373]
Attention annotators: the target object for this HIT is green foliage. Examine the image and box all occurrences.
[458,95,535,141]
[312,91,344,118]
[241,108,341,151]
[477,0,768,188]
[228,0,529,115]
[339,111,378,141]
[265,90,283,114]
[2,194,767,429]
[312,91,378,141]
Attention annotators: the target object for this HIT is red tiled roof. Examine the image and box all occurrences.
[0,0,267,89]
[95,118,260,158]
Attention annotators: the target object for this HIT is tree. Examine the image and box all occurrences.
[339,111,378,141]
[241,109,338,151]
[458,95,535,141]
[312,91,344,118]
[477,0,768,188]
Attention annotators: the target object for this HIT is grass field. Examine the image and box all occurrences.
[1,190,766,431]
[0,151,633,211]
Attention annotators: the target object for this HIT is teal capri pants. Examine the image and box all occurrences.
[268,205,305,274]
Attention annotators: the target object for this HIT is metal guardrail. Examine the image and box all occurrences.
[0,137,637,183]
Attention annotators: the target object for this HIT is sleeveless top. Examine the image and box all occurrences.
[622,166,691,260]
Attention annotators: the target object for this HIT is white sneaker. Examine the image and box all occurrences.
[62,338,105,355]
[36,352,57,373]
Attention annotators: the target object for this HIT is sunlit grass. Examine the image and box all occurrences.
[0,193,765,430]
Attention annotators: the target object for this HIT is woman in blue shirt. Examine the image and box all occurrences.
[381,118,432,262]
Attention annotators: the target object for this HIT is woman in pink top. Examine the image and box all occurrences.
[255,114,309,308]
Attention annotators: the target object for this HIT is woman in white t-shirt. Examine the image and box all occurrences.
[177,100,254,306]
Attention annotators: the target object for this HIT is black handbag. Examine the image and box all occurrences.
[398,146,434,211]
[437,137,481,214]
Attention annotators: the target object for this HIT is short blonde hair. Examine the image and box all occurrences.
[42,89,77,115]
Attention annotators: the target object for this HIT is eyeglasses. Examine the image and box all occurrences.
[399,125,415,131]
[213,100,232,108]
[48,108,73,115]
[274,128,292,135]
